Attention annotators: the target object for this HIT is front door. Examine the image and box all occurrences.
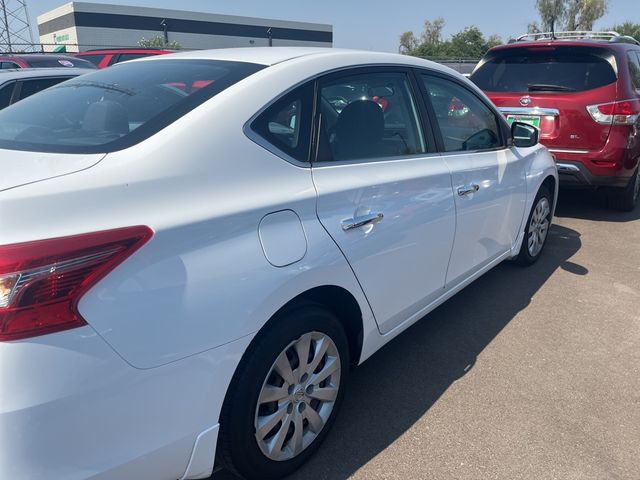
[311,68,456,334]
[419,73,527,286]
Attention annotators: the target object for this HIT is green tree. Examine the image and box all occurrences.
[533,0,609,32]
[609,21,640,41]
[421,17,445,46]
[138,36,181,50]
[399,31,419,54]
[399,17,501,59]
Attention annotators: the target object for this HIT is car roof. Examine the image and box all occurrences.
[490,39,636,53]
[77,48,172,54]
[133,46,455,72]
[0,67,94,80]
[0,53,80,60]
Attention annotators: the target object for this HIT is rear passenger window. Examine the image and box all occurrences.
[422,75,502,152]
[0,82,14,109]
[317,71,426,162]
[18,78,68,101]
[629,52,640,90]
[251,83,313,162]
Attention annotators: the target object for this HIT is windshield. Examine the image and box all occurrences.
[0,59,264,153]
[470,46,617,93]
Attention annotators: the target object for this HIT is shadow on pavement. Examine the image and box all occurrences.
[215,222,583,480]
[554,188,640,223]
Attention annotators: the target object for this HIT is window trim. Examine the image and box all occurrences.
[416,69,512,155]
[311,65,436,165]
[247,81,315,165]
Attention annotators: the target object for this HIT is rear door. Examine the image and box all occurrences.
[419,72,526,286]
[311,67,456,334]
[471,46,619,154]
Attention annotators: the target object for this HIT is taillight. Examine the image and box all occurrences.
[0,226,153,341]
[587,99,640,125]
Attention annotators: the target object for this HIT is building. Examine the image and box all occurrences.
[37,2,333,52]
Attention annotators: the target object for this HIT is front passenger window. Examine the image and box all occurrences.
[422,75,502,152]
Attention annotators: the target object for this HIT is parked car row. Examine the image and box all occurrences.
[0,31,637,480]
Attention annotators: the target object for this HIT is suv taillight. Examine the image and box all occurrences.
[587,99,640,125]
[0,226,153,341]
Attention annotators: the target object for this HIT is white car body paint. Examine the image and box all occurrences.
[0,48,557,479]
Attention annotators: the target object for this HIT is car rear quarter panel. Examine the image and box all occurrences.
[0,69,377,369]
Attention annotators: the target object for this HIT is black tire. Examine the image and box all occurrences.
[218,303,349,480]
[516,185,553,266]
[606,167,639,212]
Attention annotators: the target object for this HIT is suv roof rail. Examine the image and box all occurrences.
[511,30,639,45]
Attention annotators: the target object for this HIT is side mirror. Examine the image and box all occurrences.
[511,121,539,148]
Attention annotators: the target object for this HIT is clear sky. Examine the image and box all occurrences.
[30,0,639,52]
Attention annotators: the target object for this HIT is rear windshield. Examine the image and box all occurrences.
[471,46,617,93]
[27,57,97,69]
[0,59,264,153]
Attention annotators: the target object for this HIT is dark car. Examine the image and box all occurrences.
[471,31,640,210]
[75,48,172,69]
[0,54,97,70]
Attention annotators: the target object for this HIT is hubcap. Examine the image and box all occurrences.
[254,332,341,461]
[527,197,551,257]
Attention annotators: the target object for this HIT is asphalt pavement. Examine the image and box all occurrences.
[216,189,640,480]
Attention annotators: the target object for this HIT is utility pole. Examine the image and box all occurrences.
[267,27,273,47]
[0,0,35,53]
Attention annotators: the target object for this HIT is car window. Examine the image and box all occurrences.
[75,54,105,67]
[1,62,19,69]
[116,53,155,64]
[629,52,640,90]
[0,82,15,109]
[18,78,70,102]
[25,57,97,69]
[422,75,502,152]
[251,82,313,162]
[0,59,265,154]
[471,46,617,93]
[317,71,426,162]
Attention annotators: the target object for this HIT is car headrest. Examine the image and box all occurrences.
[334,100,384,160]
[82,100,129,135]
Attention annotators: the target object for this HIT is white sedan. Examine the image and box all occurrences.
[0,48,557,480]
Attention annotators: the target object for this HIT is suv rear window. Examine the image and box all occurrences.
[471,46,617,93]
[0,59,264,154]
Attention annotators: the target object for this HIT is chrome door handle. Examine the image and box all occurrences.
[457,184,480,197]
[341,212,384,231]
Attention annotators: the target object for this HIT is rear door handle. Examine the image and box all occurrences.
[341,212,384,231]
[457,184,480,197]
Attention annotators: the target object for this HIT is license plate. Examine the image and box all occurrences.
[506,115,540,129]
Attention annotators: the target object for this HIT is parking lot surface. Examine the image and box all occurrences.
[216,189,640,480]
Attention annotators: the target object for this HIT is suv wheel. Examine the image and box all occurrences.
[218,303,349,480]
[516,185,553,266]
[607,167,640,212]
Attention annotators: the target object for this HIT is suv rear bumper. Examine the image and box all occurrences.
[555,160,631,188]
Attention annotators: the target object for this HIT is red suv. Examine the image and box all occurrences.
[75,48,171,69]
[471,32,640,210]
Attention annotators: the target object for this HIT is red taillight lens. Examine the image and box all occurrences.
[0,226,153,341]
[587,100,640,125]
